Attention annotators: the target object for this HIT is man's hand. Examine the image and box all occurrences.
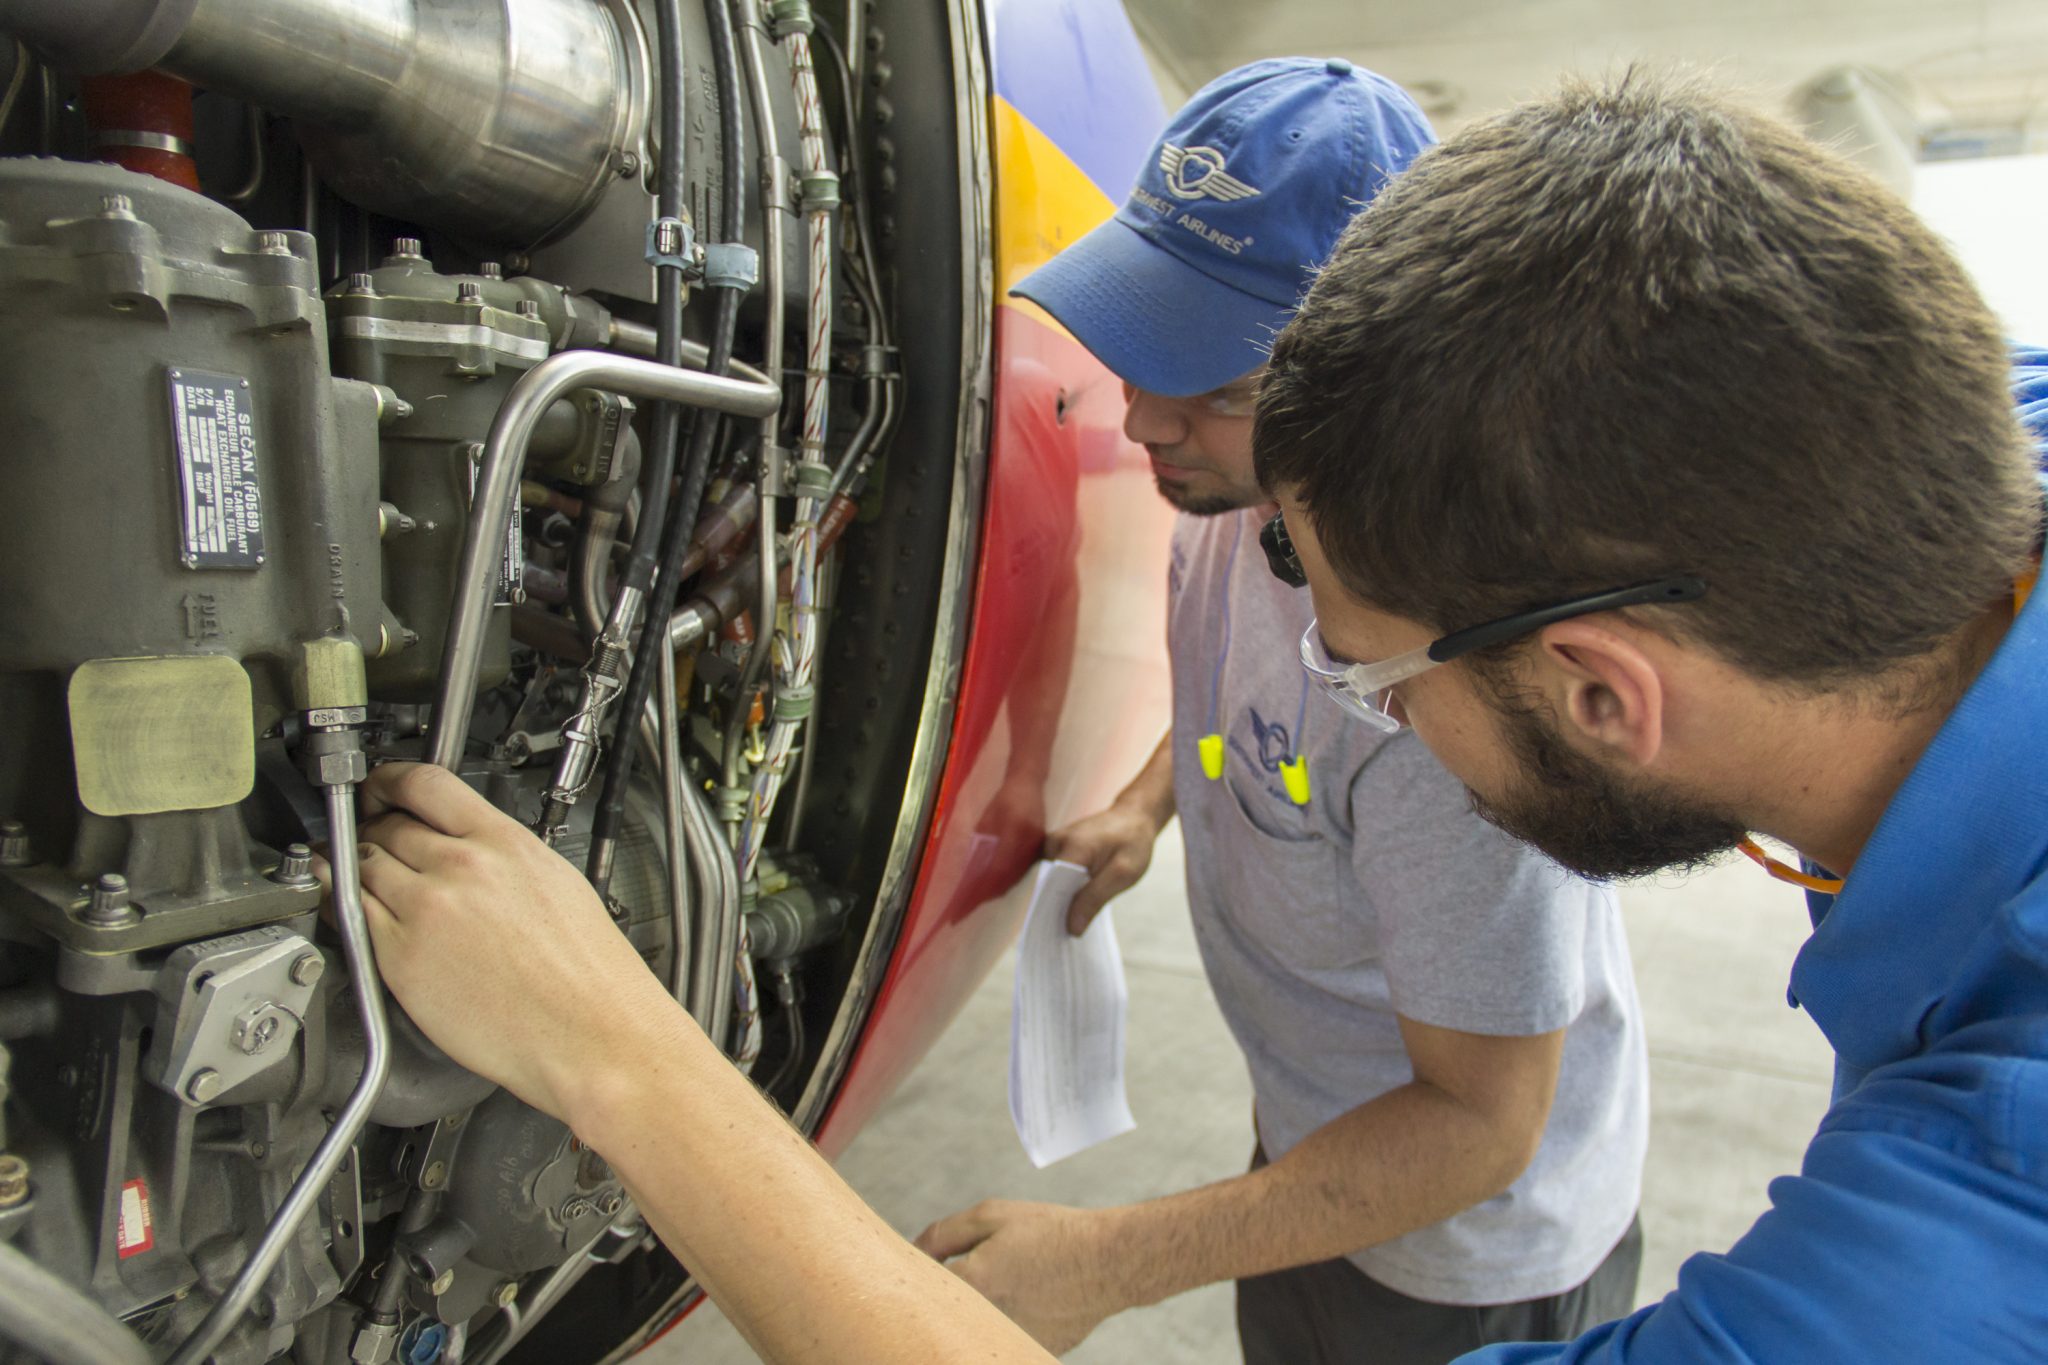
[914,1200,1130,1354]
[1043,804,1164,935]
[316,762,688,1124]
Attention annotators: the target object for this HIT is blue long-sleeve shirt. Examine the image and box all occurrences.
[1463,351,2048,1363]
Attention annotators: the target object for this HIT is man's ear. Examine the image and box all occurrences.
[1533,621,1665,768]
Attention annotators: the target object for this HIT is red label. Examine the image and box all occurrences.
[116,1178,154,1258]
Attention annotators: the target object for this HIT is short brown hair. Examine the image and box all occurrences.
[1256,70,2040,693]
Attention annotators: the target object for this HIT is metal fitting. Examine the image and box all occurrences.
[391,237,425,260]
[0,1156,29,1208]
[289,951,326,988]
[257,231,294,256]
[0,821,29,868]
[99,194,135,219]
[271,843,318,888]
[480,261,504,280]
[456,281,483,305]
[230,1001,291,1056]
[302,728,369,789]
[351,1318,401,1364]
[517,299,541,321]
[83,873,140,928]
[348,272,378,297]
[186,1068,225,1104]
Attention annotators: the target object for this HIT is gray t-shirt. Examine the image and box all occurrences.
[1167,508,1647,1304]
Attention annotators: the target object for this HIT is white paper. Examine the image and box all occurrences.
[1008,859,1138,1167]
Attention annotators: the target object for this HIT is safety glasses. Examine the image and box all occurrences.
[1263,513,1707,732]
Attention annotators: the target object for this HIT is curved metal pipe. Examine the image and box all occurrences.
[0,1237,150,1365]
[168,784,391,1365]
[426,351,779,771]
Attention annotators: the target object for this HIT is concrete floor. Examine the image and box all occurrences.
[649,827,1836,1363]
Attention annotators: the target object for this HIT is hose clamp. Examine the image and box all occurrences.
[701,242,760,292]
[644,216,697,273]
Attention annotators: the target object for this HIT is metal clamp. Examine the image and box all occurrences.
[700,242,760,292]
[790,462,835,500]
[758,442,792,497]
[644,216,697,273]
[798,169,841,215]
[767,0,814,37]
[773,684,814,723]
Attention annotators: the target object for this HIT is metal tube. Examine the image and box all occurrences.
[720,0,789,799]
[168,782,391,1365]
[683,746,739,1034]
[426,351,778,771]
[0,1237,150,1365]
[656,647,691,1003]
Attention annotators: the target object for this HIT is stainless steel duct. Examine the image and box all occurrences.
[0,0,644,246]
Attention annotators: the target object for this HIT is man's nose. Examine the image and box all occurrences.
[1122,387,1188,447]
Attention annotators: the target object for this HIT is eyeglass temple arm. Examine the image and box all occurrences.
[1429,576,1708,663]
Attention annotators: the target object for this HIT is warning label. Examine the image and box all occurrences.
[117,1178,155,1258]
[168,368,267,570]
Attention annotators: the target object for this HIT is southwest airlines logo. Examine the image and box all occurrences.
[1158,144,1260,202]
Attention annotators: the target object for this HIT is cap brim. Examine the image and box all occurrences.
[1011,217,1295,398]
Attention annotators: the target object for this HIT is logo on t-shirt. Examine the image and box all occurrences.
[1248,706,1292,775]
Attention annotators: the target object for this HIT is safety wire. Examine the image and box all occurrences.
[729,20,837,1071]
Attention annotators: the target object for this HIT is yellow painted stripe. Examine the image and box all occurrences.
[992,94,1120,331]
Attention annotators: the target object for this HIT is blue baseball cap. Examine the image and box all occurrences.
[1014,58,1437,397]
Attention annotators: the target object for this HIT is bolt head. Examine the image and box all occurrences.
[420,1159,447,1190]
[392,237,424,259]
[492,1280,520,1308]
[186,1069,224,1104]
[100,194,134,217]
[289,951,326,987]
[428,1268,455,1297]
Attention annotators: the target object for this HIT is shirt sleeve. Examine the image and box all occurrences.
[1347,733,1595,1037]
[1453,1096,2048,1364]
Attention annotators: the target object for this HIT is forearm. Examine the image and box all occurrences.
[1114,731,1176,829]
[566,1000,1054,1365]
[1097,1080,1536,1308]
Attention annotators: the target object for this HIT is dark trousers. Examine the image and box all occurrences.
[1237,1196,1642,1365]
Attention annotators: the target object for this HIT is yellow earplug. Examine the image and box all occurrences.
[1198,733,1225,780]
[1279,754,1310,806]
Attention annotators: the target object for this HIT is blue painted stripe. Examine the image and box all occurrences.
[986,0,1164,203]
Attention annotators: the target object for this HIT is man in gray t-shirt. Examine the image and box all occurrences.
[914,61,1648,1365]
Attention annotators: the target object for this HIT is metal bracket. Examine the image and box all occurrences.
[758,442,793,497]
[150,926,320,1107]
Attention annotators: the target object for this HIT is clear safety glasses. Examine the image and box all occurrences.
[1262,513,1709,733]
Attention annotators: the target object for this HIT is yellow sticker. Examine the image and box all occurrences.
[1279,755,1311,806]
[1198,733,1225,780]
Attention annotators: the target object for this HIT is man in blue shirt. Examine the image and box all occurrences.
[336,69,2048,1365]
[1256,71,2048,1364]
